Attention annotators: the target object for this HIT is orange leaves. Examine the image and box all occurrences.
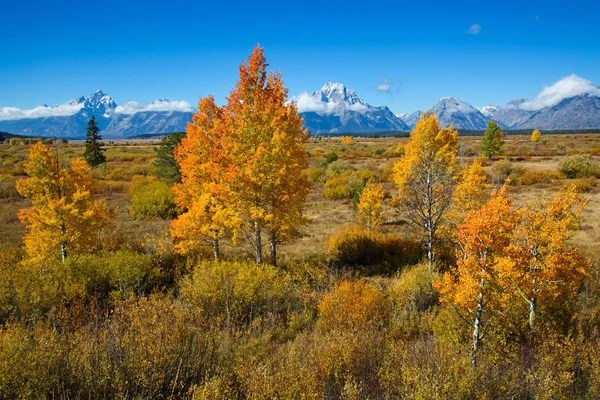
[436,185,516,310]
[437,183,591,340]
[171,46,309,263]
[318,280,388,332]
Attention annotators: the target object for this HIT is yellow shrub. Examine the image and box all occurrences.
[327,225,422,271]
[318,279,388,332]
[519,169,564,185]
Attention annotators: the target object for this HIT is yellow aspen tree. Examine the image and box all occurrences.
[16,143,114,263]
[223,45,309,266]
[531,129,541,143]
[435,184,516,366]
[445,159,491,233]
[171,96,241,260]
[357,181,385,230]
[341,136,353,145]
[393,112,459,268]
[499,185,589,335]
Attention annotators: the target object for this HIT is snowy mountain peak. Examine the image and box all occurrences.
[316,82,366,108]
[478,105,499,117]
[434,97,479,114]
[82,90,117,118]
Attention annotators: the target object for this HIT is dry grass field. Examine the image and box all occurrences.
[1,133,599,260]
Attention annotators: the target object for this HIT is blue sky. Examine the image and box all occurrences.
[3,0,599,114]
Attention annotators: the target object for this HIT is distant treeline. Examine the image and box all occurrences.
[311,128,600,138]
[129,132,186,139]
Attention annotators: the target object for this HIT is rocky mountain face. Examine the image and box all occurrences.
[516,94,600,130]
[400,97,490,130]
[0,90,191,138]
[298,82,410,134]
[3,75,600,137]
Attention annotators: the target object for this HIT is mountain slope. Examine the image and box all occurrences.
[0,91,193,138]
[479,99,534,129]
[516,94,600,130]
[297,82,410,134]
[104,111,192,137]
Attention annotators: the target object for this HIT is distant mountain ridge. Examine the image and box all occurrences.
[297,82,410,134]
[0,90,192,138]
[2,75,600,137]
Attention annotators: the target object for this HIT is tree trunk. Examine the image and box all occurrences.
[471,282,484,368]
[269,231,277,267]
[60,242,67,263]
[254,220,262,265]
[213,239,220,261]
[426,226,434,270]
[528,296,536,335]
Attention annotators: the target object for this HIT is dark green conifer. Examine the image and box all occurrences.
[83,116,106,167]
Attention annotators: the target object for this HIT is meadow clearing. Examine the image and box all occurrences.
[2,134,599,258]
[2,132,600,398]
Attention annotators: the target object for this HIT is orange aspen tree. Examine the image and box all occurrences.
[16,143,113,263]
[435,185,516,366]
[500,185,589,335]
[393,113,459,268]
[171,96,241,260]
[531,129,541,143]
[223,45,309,266]
[357,181,385,230]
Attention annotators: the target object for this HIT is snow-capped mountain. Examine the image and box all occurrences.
[0,91,192,138]
[478,105,499,117]
[296,82,410,134]
[478,99,534,129]
[401,97,490,130]
[516,94,600,130]
[430,97,490,130]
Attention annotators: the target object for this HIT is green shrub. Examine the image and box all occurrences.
[129,176,177,219]
[558,155,600,179]
[323,173,364,200]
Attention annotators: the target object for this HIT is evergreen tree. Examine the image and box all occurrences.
[154,131,185,183]
[83,116,106,167]
[480,120,504,159]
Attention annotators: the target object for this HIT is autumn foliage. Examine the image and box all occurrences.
[16,143,113,263]
[393,112,459,266]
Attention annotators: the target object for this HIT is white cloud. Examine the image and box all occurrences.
[115,99,193,114]
[520,74,600,110]
[377,78,393,93]
[466,23,481,35]
[0,102,84,121]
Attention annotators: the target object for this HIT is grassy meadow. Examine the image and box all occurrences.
[2,133,600,398]
[2,134,600,256]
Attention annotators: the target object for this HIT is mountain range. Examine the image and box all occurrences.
[0,91,193,138]
[1,75,599,137]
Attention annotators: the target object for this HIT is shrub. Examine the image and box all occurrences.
[318,279,388,332]
[558,155,600,179]
[491,160,527,185]
[325,159,353,177]
[323,173,364,200]
[388,263,439,337]
[180,260,296,327]
[129,176,177,219]
[519,169,564,186]
[327,226,423,272]
[566,177,596,193]
[306,167,325,184]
